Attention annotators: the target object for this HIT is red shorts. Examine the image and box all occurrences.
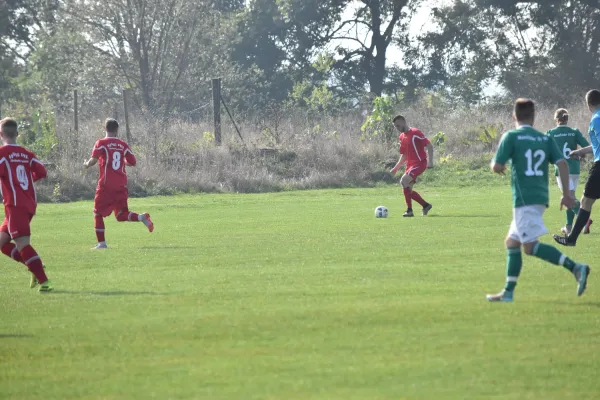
[94,189,129,218]
[406,163,427,181]
[0,206,34,238]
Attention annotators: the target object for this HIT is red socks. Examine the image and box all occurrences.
[403,188,413,209]
[411,190,427,207]
[95,215,106,243]
[116,211,139,222]
[403,187,428,209]
[96,212,143,243]
[2,242,23,263]
[20,245,48,283]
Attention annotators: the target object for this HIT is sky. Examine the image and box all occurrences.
[388,0,451,65]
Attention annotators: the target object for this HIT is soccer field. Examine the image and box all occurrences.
[1,186,599,399]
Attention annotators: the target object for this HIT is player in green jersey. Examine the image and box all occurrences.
[546,108,592,235]
[486,99,590,302]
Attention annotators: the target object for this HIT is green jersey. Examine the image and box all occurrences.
[494,126,564,208]
[545,126,589,176]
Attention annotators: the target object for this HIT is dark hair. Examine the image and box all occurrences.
[514,98,535,122]
[104,118,119,133]
[392,115,406,123]
[586,90,600,107]
[554,108,569,124]
[0,118,18,138]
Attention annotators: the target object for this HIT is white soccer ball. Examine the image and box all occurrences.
[375,205,388,218]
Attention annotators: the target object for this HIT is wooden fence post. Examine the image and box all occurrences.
[73,90,79,134]
[212,78,222,145]
[123,88,132,143]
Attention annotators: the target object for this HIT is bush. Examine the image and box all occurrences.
[2,98,583,201]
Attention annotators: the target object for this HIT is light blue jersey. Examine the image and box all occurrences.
[589,109,600,162]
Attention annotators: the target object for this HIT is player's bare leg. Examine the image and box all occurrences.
[566,189,591,234]
[115,210,154,232]
[554,196,596,246]
[13,236,52,292]
[557,189,579,235]
[93,213,108,249]
[583,218,593,234]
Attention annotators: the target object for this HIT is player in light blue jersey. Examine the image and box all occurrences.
[555,89,600,246]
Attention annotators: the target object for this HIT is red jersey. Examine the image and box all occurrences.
[91,137,136,192]
[399,128,430,167]
[0,144,47,214]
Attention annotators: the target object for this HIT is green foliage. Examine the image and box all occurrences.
[261,126,281,147]
[6,101,58,160]
[360,96,396,145]
[289,82,340,113]
[306,123,339,139]
[286,54,347,114]
[432,131,446,153]
[477,122,503,150]
[190,132,216,150]
[423,0,600,104]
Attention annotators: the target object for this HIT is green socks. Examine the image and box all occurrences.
[566,200,580,226]
[566,208,575,226]
[503,243,578,294]
[532,242,576,272]
[504,247,522,292]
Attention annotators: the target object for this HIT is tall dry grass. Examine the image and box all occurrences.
[34,101,595,202]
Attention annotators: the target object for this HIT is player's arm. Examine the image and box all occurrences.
[570,145,593,159]
[425,142,434,168]
[84,157,98,169]
[491,161,506,174]
[30,159,47,182]
[390,154,406,176]
[556,159,576,209]
[491,132,511,174]
[124,149,136,167]
[549,137,575,209]
[576,129,590,148]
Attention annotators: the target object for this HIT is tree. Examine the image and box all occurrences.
[0,0,57,99]
[61,0,242,114]
[420,0,600,104]
[279,0,421,97]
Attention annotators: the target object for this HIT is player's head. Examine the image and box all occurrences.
[554,108,569,125]
[585,89,600,112]
[513,98,535,126]
[392,115,407,133]
[0,118,19,143]
[104,118,119,136]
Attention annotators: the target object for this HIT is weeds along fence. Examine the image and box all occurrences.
[1,89,596,202]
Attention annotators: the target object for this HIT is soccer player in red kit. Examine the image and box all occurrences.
[390,115,434,217]
[0,118,53,291]
[84,118,154,249]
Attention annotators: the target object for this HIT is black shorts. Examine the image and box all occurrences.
[584,161,600,199]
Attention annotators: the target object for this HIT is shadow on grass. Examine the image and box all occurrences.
[543,300,600,308]
[573,302,600,308]
[50,290,171,296]
[138,246,195,250]
[0,334,33,338]
[424,214,498,218]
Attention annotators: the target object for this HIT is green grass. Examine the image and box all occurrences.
[1,185,599,399]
